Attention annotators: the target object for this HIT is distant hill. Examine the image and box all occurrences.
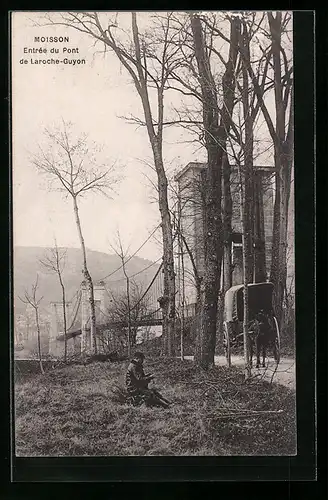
[14,246,160,314]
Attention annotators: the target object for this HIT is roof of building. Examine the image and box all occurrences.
[174,162,207,181]
[174,162,276,182]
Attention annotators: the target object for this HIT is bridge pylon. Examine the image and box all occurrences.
[80,280,106,353]
[49,301,72,357]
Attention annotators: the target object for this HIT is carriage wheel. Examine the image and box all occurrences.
[223,322,231,367]
[273,316,281,365]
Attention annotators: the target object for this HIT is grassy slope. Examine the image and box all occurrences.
[15,358,296,457]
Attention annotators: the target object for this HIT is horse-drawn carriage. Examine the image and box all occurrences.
[223,282,280,368]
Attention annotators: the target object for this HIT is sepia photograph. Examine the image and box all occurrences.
[12,11,296,458]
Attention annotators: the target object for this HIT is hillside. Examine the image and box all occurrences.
[14,246,160,313]
[15,357,296,456]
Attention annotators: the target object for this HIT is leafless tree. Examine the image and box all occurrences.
[232,12,293,323]
[193,13,292,371]
[147,12,242,368]
[102,280,152,351]
[36,11,293,365]
[31,120,118,355]
[39,242,68,362]
[171,183,203,360]
[238,18,255,379]
[109,231,133,358]
[187,13,245,369]
[19,275,44,374]
[41,11,183,357]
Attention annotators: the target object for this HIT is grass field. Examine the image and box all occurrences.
[14,357,296,456]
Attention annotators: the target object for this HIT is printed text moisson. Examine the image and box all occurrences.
[34,36,70,43]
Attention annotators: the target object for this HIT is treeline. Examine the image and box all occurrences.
[29,11,293,370]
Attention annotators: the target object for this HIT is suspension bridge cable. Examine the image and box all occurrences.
[103,284,124,315]
[44,288,79,315]
[128,256,163,279]
[142,307,162,318]
[98,223,162,282]
[96,227,178,325]
[104,264,163,316]
[67,291,82,331]
[67,288,79,305]
[106,256,163,284]
[130,263,163,313]
[105,227,179,285]
[104,227,179,312]
[66,291,81,330]
[104,284,114,301]
[103,224,179,284]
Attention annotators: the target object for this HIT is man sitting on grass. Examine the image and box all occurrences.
[125,352,170,408]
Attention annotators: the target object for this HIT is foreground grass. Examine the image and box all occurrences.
[15,358,296,456]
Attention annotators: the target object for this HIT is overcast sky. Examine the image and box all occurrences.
[12,12,288,262]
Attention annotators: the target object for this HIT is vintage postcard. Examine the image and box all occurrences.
[12,11,297,462]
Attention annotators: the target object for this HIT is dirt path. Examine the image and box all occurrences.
[183,356,296,389]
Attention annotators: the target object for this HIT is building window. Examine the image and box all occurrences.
[231,233,243,285]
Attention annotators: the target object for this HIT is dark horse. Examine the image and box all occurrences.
[249,311,275,368]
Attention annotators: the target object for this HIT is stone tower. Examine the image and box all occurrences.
[49,301,72,357]
[80,280,106,353]
[175,162,275,309]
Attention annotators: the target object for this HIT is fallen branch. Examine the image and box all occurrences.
[213,409,284,419]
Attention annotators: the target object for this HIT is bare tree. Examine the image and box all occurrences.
[19,275,44,374]
[233,12,293,322]
[196,13,291,372]
[156,12,241,367]
[109,231,133,358]
[41,12,183,356]
[239,18,255,379]
[189,13,242,369]
[103,280,152,351]
[202,12,280,285]
[267,12,293,324]
[40,242,68,362]
[31,120,118,355]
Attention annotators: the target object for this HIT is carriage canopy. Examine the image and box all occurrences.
[224,282,275,323]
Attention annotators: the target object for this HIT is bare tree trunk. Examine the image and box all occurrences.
[270,151,282,304]
[217,20,240,357]
[39,244,68,361]
[158,171,176,357]
[130,13,175,356]
[72,195,97,355]
[233,12,292,325]
[191,14,224,369]
[223,153,233,292]
[218,154,233,354]
[58,273,68,362]
[180,237,185,361]
[253,171,267,282]
[238,162,252,380]
[221,16,240,293]
[177,193,185,362]
[240,21,254,379]
[35,308,44,375]
[268,12,292,325]
[278,89,294,331]
[179,231,202,359]
[122,260,132,358]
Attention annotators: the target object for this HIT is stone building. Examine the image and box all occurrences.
[174,162,275,312]
[80,280,106,352]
